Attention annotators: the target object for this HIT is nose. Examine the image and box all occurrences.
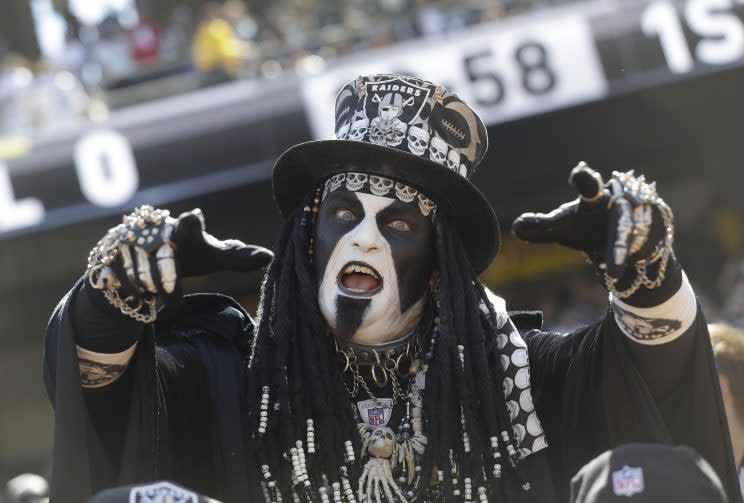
[349,213,383,252]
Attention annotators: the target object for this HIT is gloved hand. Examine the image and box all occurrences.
[512,163,674,298]
[87,205,273,321]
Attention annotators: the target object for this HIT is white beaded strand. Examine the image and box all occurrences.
[332,482,342,503]
[307,419,316,454]
[344,440,355,463]
[259,386,270,435]
[464,477,473,502]
[319,486,330,503]
[477,486,488,503]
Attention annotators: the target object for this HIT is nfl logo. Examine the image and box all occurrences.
[612,465,644,496]
[368,407,385,426]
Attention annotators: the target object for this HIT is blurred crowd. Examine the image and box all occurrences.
[0,0,586,139]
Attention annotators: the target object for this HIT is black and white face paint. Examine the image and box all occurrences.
[315,189,435,345]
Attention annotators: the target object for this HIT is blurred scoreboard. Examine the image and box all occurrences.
[1,0,743,239]
[304,0,744,137]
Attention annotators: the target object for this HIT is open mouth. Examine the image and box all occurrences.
[337,261,383,297]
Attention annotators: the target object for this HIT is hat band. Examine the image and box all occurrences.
[321,172,437,217]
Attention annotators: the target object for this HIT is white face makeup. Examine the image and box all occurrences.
[316,191,434,345]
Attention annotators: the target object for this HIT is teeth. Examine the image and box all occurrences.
[343,264,380,279]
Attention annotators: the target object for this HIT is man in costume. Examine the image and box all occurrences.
[43,74,741,503]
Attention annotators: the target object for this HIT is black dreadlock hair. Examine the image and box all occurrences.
[247,191,526,501]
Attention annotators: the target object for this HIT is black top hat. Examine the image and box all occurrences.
[272,74,498,273]
[569,443,729,503]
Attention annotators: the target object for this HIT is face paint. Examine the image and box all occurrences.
[315,190,435,345]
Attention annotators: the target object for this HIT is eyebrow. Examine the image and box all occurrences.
[376,199,425,222]
[327,191,364,212]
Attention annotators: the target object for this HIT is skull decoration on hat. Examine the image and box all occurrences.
[333,75,488,178]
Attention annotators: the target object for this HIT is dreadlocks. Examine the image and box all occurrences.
[247,191,526,502]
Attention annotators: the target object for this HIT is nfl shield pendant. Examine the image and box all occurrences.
[357,398,394,427]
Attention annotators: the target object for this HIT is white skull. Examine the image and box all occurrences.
[512,423,526,445]
[511,348,528,367]
[407,126,430,156]
[526,412,544,436]
[519,389,534,412]
[369,118,407,147]
[503,377,514,397]
[336,122,350,140]
[369,176,394,196]
[458,163,467,177]
[417,193,437,216]
[395,182,417,203]
[510,329,527,348]
[348,119,370,141]
[500,354,510,371]
[496,333,508,350]
[447,149,461,172]
[532,435,548,451]
[368,120,386,146]
[345,172,368,191]
[429,136,448,165]
[325,173,346,196]
[389,120,407,147]
[515,367,530,389]
[507,400,520,421]
[368,427,396,459]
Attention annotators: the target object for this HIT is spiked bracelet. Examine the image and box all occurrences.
[85,206,171,323]
[603,171,675,299]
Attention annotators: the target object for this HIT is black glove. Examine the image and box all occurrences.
[91,206,273,304]
[512,163,673,290]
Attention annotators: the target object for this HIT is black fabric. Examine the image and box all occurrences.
[525,307,742,503]
[43,280,262,503]
[43,278,159,503]
[73,282,144,353]
[569,443,728,503]
[44,279,740,503]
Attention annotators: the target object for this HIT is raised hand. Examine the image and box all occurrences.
[512,163,674,298]
[87,205,273,322]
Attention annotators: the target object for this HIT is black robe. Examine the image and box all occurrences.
[42,278,742,503]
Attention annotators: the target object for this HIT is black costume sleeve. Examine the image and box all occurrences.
[43,279,259,503]
[43,278,160,503]
[522,258,743,503]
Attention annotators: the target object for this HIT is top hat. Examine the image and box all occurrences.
[272,74,498,273]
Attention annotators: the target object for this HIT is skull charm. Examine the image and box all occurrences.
[369,176,394,196]
[395,182,418,203]
[367,427,396,459]
[369,118,407,147]
[407,125,430,156]
[324,173,346,198]
[429,136,448,165]
[417,193,437,217]
[346,172,368,191]
[348,118,370,141]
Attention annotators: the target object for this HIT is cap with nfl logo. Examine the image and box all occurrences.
[569,443,729,503]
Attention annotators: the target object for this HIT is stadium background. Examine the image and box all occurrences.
[0,0,743,497]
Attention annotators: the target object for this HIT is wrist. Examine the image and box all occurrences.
[610,269,696,345]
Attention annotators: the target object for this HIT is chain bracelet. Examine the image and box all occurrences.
[604,172,675,299]
[85,205,166,324]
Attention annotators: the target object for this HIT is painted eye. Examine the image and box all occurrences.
[336,208,357,221]
[387,220,411,232]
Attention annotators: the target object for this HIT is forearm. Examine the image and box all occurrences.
[72,281,146,388]
[608,257,699,400]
